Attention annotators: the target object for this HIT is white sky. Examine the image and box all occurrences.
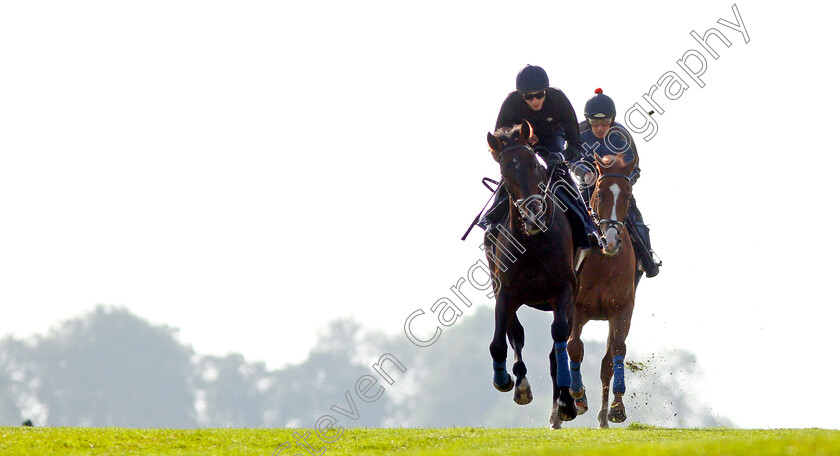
[1,0,838,429]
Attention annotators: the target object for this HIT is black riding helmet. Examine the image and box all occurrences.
[584,88,616,119]
[516,65,549,94]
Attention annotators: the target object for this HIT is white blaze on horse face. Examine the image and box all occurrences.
[609,183,620,221]
[604,183,621,251]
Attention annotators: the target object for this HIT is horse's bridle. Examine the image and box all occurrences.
[496,143,532,158]
[594,173,632,237]
[496,144,555,234]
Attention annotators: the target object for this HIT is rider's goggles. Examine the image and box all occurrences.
[522,91,546,101]
[588,118,614,127]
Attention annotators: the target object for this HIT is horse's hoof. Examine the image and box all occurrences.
[597,410,609,429]
[556,390,578,422]
[559,404,577,421]
[570,388,588,415]
[513,377,533,405]
[608,403,627,423]
[493,375,514,392]
[549,402,563,429]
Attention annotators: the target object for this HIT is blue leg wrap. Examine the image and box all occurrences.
[570,361,583,392]
[554,342,571,388]
[493,360,510,386]
[613,355,626,394]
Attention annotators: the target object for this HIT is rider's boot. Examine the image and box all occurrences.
[628,200,661,278]
[634,222,660,278]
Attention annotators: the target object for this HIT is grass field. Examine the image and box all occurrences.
[1,425,838,456]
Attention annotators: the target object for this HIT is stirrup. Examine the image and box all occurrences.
[643,250,662,278]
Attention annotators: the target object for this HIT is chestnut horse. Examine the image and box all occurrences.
[484,121,578,428]
[567,154,638,428]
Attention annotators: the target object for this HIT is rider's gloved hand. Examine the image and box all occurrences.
[563,145,583,163]
[545,151,566,167]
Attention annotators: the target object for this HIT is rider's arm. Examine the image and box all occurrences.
[622,125,642,185]
[551,89,584,162]
[573,120,596,184]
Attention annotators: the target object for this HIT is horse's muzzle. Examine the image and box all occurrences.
[601,225,623,256]
[514,195,547,236]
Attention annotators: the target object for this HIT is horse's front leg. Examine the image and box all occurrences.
[606,307,633,424]
[508,314,532,404]
[567,312,589,415]
[597,338,613,429]
[548,344,562,429]
[489,291,514,392]
[550,281,577,423]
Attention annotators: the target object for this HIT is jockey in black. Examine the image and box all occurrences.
[479,65,601,250]
[572,88,661,279]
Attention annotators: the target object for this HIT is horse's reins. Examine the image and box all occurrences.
[461,177,502,241]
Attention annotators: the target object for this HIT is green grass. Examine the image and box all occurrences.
[1,426,838,456]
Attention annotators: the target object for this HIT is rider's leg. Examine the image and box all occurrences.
[536,134,601,249]
[556,167,601,248]
[628,198,660,278]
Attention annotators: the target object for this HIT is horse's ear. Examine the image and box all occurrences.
[519,121,533,144]
[626,154,640,172]
[487,132,502,162]
[615,155,638,177]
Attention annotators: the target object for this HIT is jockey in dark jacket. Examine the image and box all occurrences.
[572,88,661,279]
[479,65,601,250]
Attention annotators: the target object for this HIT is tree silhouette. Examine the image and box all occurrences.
[25,306,195,427]
[261,318,398,428]
[194,353,271,427]
[0,337,25,425]
[0,305,728,428]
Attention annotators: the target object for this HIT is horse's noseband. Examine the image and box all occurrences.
[599,218,626,237]
[514,194,547,227]
[596,173,632,241]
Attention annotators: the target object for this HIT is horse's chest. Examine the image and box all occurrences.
[505,254,569,301]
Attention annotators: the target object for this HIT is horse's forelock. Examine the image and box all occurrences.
[493,126,520,145]
[600,154,625,166]
[597,154,634,173]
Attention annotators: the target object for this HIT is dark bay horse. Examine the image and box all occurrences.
[567,154,638,428]
[484,121,578,428]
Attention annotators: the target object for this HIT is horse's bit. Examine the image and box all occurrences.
[595,173,631,237]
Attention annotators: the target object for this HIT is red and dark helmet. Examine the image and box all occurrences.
[584,88,616,119]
